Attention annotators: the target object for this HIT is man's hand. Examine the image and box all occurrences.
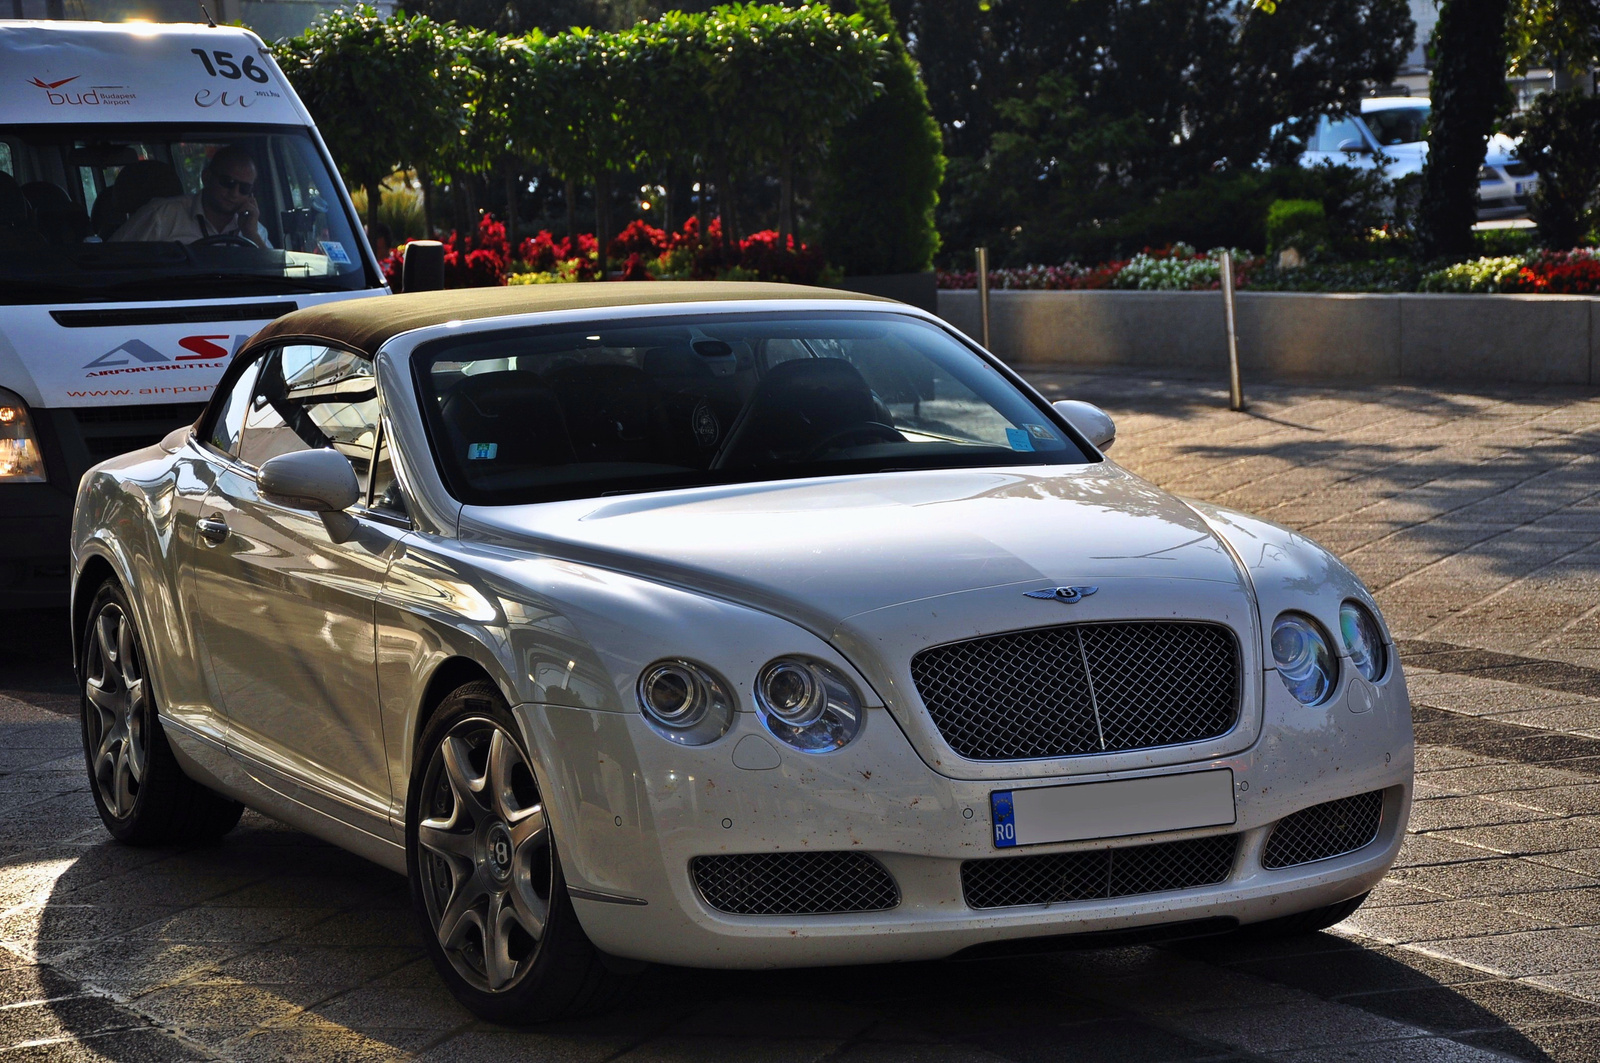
[237,194,263,246]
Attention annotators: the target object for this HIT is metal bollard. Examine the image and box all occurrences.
[1220,249,1245,411]
[975,246,991,350]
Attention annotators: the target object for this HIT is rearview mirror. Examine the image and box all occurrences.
[1052,400,1116,451]
[259,449,362,542]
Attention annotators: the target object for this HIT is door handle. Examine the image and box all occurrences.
[197,517,230,545]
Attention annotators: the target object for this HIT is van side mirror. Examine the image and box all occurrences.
[1052,400,1116,451]
[259,449,362,542]
[1337,138,1370,155]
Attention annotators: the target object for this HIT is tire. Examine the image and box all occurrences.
[80,579,244,845]
[1239,891,1369,939]
[407,681,634,1025]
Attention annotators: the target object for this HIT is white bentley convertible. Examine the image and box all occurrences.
[71,283,1412,1023]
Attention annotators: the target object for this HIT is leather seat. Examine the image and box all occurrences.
[712,358,889,469]
[93,159,183,239]
[546,364,677,465]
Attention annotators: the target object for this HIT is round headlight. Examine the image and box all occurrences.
[755,656,863,752]
[636,660,733,745]
[1340,600,1388,682]
[1271,613,1338,706]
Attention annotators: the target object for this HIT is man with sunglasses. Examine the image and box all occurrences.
[113,144,272,248]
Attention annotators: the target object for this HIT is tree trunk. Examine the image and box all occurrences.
[717,164,735,250]
[779,152,794,243]
[503,163,519,252]
[661,166,674,238]
[417,166,436,239]
[1418,0,1511,259]
[364,180,381,229]
[564,175,578,245]
[696,172,708,245]
[595,170,613,275]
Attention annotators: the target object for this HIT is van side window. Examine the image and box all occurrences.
[1313,116,1366,152]
[236,344,381,482]
[206,359,262,457]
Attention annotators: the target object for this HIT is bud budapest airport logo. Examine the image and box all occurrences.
[82,335,250,378]
[29,75,135,107]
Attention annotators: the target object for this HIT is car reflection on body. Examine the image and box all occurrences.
[69,283,1413,1023]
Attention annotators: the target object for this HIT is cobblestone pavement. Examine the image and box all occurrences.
[6,370,1600,1061]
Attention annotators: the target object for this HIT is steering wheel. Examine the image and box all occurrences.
[192,233,257,249]
[800,422,904,461]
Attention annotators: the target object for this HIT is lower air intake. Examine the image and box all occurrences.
[1262,790,1386,869]
[961,834,1237,910]
[691,852,900,915]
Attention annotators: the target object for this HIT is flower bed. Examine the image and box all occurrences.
[937,246,1600,295]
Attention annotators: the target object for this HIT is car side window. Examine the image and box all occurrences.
[206,358,262,457]
[1313,115,1366,152]
[369,421,408,516]
[235,344,381,484]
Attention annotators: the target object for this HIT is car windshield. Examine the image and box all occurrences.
[0,122,376,305]
[1363,106,1429,147]
[416,310,1096,505]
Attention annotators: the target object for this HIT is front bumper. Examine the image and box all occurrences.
[517,660,1414,969]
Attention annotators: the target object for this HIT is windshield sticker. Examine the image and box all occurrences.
[1005,428,1035,452]
[1025,423,1055,441]
[318,240,351,265]
[467,443,499,460]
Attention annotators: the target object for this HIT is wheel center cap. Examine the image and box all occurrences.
[484,822,513,882]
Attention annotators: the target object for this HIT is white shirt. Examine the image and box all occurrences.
[112,192,272,248]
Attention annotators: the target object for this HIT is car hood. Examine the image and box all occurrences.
[458,464,1249,635]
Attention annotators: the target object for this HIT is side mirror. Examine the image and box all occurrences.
[1052,399,1116,451]
[400,240,446,293]
[259,449,362,542]
[1337,138,1370,155]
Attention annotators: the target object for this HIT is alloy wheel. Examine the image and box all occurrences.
[417,717,552,994]
[83,602,149,820]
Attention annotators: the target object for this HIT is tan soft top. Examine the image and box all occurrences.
[248,281,893,358]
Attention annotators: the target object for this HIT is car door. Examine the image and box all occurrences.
[190,342,409,840]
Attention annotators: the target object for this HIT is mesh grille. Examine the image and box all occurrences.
[70,402,205,463]
[962,834,1237,909]
[1262,791,1385,869]
[692,852,900,915]
[910,622,1240,760]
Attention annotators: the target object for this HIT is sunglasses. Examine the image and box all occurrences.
[213,173,255,195]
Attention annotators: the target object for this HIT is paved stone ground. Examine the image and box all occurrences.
[6,369,1600,1061]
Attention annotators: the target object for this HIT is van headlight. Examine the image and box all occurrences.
[755,657,863,752]
[0,389,45,483]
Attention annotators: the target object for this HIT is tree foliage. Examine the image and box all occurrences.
[890,0,1413,264]
[275,6,467,225]
[1509,90,1600,249]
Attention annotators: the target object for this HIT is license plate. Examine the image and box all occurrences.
[991,769,1236,848]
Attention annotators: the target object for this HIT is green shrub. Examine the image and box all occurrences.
[1417,256,1528,292]
[350,182,426,241]
[1265,199,1329,253]
[1508,90,1600,250]
[815,0,944,274]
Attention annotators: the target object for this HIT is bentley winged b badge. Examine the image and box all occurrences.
[1024,585,1099,604]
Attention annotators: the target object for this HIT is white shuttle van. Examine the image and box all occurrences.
[1,20,388,607]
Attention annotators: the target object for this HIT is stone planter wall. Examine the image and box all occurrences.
[936,289,1600,385]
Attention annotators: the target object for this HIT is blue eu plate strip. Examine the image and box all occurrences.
[991,791,1017,848]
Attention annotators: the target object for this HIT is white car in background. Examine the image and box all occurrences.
[1297,96,1537,220]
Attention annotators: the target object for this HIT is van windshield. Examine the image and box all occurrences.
[0,122,378,305]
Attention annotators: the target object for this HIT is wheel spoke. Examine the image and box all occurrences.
[507,874,549,942]
[435,868,490,952]
[85,676,119,719]
[484,891,521,989]
[440,735,489,827]
[114,741,136,814]
[95,613,118,674]
[509,803,546,854]
[487,729,521,824]
[115,616,140,688]
[417,818,476,862]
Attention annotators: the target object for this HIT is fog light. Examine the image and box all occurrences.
[636,659,733,745]
[756,656,863,752]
